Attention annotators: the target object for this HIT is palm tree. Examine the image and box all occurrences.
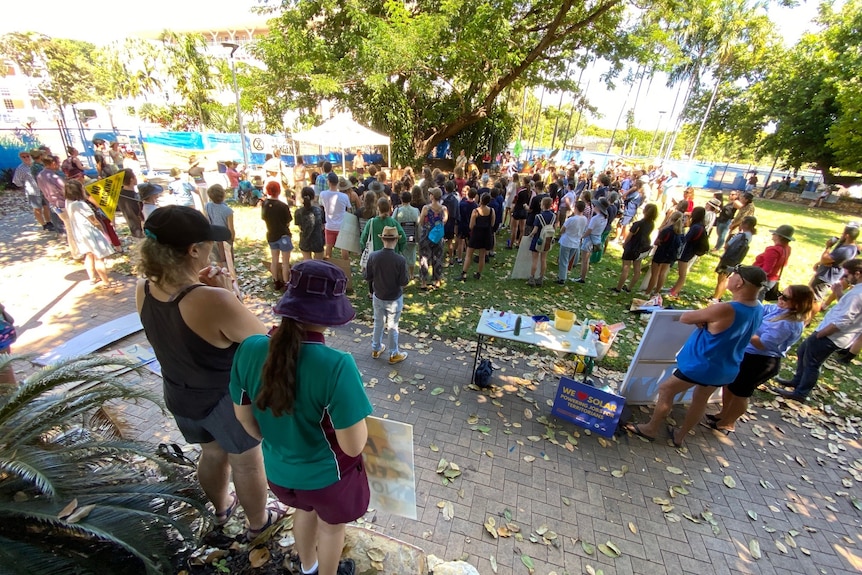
[0,354,209,575]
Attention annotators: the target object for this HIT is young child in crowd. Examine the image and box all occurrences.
[205,184,235,269]
[711,216,757,302]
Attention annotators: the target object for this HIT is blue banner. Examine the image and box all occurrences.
[551,377,625,438]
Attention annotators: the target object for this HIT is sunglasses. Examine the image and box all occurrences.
[778,293,792,301]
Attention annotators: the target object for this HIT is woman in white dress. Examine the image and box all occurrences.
[65,180,114,286]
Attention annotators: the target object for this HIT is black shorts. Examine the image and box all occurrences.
[726,353,781,398]
[673,369,710,387]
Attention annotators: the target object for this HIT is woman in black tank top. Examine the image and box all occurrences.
[135,206,277,540]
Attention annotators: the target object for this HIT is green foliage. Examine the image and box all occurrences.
[0,33,98,110]
[252,0,648,163]
[0,355,209,574]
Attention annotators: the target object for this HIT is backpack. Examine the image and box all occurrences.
[442,192,459,227]
[692,226,709,256]
[720,233,751,267]
[474,358,493,389]
[536,213,555,245]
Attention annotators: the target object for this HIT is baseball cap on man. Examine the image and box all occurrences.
[144,205,231,247]
[734,265,768,287]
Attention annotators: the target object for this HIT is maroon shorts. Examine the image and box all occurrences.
[269,459,370,525]
[324,229,339,247]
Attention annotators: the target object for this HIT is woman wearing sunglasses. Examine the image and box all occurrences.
[705,284,814,434]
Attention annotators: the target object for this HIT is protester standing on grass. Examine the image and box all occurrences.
[773,259,862,403]
[460,192,495,281]
[711,191,737,251]
[752,225,793,299]
[365,227,410,364]
[557,200,588,284]
[645,211,684,297]
[262,181,293,292]
[320,172,350,260]
[727,192,755,235]
[526,196,556,287]
[394,190,421,279]
[118,169,145,239]
[614,203,658,293]
[205,184,235,269]
[711,216,757,302]
[137,205,273,542]
[231,260,368,575]
[706,285,814,434]
[668,206,708,298]
[295,187,325,261]
[418,188,448,290]
[625,265,765,448]
[572,197,609,285]
[808,224,859,314]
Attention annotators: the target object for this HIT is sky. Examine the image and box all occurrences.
[1,0,823,133]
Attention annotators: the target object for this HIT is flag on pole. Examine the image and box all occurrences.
[513,139,523,157]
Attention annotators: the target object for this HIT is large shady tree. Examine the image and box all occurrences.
[252,0,657,165]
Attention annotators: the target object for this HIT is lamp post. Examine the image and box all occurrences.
[647,110,666,158]
[221,42,250,169]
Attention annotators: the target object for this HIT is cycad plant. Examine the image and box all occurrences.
[0,354,210,575]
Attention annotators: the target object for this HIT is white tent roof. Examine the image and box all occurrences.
[292,114,390,150]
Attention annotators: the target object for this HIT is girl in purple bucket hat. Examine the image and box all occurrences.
[230,260,369,575]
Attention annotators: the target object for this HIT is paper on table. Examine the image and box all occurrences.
[486,315,516,332]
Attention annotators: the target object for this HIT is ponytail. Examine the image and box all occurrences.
[258,318,303,416]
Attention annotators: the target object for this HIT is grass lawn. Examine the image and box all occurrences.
[226,191,861,416]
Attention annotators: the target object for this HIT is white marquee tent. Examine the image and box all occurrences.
[291,114,391,173]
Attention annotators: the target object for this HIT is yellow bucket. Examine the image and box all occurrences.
[554,310,575,332]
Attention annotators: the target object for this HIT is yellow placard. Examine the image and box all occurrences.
[85,172,125,221]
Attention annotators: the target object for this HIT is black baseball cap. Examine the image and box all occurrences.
[144,206,231,247]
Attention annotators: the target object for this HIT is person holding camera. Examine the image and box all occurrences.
[809,225,859,314]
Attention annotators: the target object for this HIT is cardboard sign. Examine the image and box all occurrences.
[85,172,125,220]
[551,376,625,438]
[363,417,417,520]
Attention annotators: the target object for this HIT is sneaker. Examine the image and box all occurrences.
[574,278,586,284]
[526,277,535,286]
[389,351,408,364]
[610,287,621,293]
[535,278,543,287]
[621,285,631,293]
[372,344,386,359]
[556,279,565,285]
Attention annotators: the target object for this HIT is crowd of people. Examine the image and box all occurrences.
[7,140,862,574]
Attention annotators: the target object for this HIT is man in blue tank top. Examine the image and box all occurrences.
[625,265,766,448]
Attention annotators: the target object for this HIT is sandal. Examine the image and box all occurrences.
[667,425,684,448]
[246,501,287,542]
[214,492,238,526]
[623,423,655,442]
[699,418,732,436]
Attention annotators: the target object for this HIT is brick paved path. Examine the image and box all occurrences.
[3,207,861,575]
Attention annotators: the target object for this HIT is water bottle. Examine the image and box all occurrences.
[514,316,522,336]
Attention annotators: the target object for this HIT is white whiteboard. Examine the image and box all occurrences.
[620,309,721,405]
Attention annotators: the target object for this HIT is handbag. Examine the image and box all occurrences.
[763,246,787,301]
[359,230,374,272]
